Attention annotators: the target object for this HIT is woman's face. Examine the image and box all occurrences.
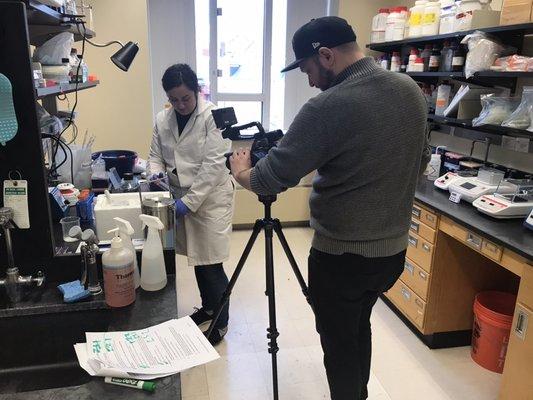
[167,85,197,115]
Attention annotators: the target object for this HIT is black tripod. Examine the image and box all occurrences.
[206,195,312,400]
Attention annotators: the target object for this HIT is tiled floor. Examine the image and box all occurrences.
[176,227,502,400]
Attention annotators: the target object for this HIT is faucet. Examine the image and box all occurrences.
[0,207,45,303]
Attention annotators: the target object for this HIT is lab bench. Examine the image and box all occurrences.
[383,179,533,400]
[0,279,181,399]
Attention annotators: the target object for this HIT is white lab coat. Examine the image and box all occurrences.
[148,97,234,266]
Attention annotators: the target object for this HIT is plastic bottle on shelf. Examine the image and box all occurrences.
[407,48,419,72]
[439,0,457,34]
[390,51,401,72]
[422,1,441,36]
[401,54,410,73]
[408,1,428,37]
[380,54,390,70]
[429,45,441,72]
[393,15,406,41]
[451,43,466,72]
[421,44,432,72]
[385,7,405,42]
[371,8,389,43]
[428,153,443,181]
[413,57,425,72]
[440,40,453,72]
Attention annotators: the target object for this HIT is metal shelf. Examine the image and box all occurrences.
[366,22,533,52]
[36,80,99,99]
[428,114,533,138]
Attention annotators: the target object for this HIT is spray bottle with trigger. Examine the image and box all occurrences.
[139,214,167,291]
[111,217,140,289]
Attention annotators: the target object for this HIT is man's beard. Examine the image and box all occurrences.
[317,63,335,91]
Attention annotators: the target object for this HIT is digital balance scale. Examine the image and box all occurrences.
[473,179,533,219]
[434,170,478,190]
[448,167,511,203]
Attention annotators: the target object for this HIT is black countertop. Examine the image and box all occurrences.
[0,279,181,399]
[415,180,533,261]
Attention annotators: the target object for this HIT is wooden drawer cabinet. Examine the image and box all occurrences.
[401,258,431,300]
[410,218,436,244]
[412,203,438,229]
[386,279,426,330]
[406,231,434,272]
[499,302,533,399]
[481,239,503,262]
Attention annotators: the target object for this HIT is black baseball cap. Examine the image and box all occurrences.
[281,16,357,73]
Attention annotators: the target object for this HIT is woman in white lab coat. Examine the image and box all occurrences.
[148,64,234,345]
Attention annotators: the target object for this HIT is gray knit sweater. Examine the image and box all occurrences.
[250,57,430,257]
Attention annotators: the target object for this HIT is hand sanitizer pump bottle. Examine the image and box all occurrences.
[113,217,140,289]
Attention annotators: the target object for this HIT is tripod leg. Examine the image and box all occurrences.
[272,220,312,308]
[264,222,279,400]
[206,220,264,339]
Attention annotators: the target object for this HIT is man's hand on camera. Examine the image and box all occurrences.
[230,148,253,190]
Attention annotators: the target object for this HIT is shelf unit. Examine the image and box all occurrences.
[0,0,99,277]
[366,22,533,52]
[36,80,99,99]
[428,114,533,138]
[367,23,533,144]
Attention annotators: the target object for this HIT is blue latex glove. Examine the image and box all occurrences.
[175,199,190,217]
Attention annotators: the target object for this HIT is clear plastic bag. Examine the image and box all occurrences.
[492,55,531,72]
[461,31,514,78]
[472,94,520,126]
[33,32,74,65]
[502,87,533,131]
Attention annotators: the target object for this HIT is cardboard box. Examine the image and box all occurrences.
[471,10,501,29]
[500,0,533,26]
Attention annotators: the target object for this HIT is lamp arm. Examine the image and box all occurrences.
[85,38,124,48]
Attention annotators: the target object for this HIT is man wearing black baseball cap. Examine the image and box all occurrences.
[230,16,430,400]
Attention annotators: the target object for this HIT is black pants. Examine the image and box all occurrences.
[194,263,230,329]
[308,248,405,400]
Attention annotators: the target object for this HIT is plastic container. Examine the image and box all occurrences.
[422,1,441,36]
[371,8,389,43]
[91,150,137,178]
[385,7,404,42]
[421,44,432,71]
[407,49,419,72]
[139,214,167,291]
[408,0,427,37]
[471,291,516,373]
[392,17,406,41]
[413,57,425,72]
[391,52,401,72]
[111,217,141,289]
[102,233,136,308]
[60,216,80,242]
[435,83,452,116]
[427,153,442,180]
[439,0,457,34]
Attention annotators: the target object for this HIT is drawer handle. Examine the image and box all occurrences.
[401,287,411,300]
[404,261,414,275]
[415,298,424,308]
[515,308,529,340]
[422,243,431,252]
[408,235,418,248]
[410,221,420,234]
[418,271,427,280]
[425,214,435,223]
[484,242,499,254]
[466,232,482,249]
[412,207,421,218]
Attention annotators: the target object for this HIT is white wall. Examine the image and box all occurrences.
[147,0,196,118]
[283,0,329,128]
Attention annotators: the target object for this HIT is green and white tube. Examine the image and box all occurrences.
[104,377,156,392]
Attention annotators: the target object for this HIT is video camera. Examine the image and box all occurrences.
[211,107,283,169]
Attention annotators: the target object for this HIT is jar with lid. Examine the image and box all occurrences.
[422,1,441,36]
[371,8,389,43]
[439,0,457,34]
[407,48,419,72]
[385,7,407,41]
[408,1,427,37]
[412,57,425,72]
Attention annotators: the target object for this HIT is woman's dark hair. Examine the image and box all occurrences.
[162,63,200,93]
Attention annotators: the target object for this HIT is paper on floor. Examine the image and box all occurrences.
[75,316,219,378]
